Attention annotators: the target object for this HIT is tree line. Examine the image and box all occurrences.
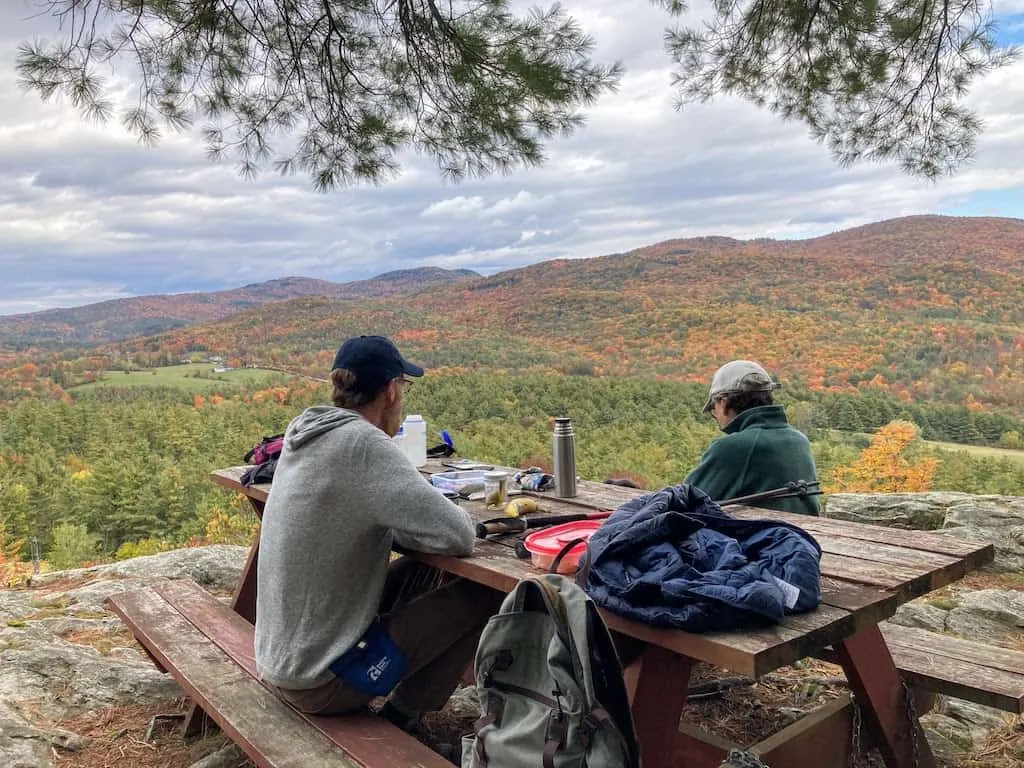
[2,372,1023,581]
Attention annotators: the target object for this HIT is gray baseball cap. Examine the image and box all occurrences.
[702,360,777,412]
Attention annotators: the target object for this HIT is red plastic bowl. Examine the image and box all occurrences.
[522,519,602,574]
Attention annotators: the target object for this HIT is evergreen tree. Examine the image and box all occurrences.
[16,1,1013,185]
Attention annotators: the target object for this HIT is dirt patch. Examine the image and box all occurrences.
[936,572,1024,594]
[42,673,1020,768]
[56,626,139,656]
[54,700,252,768]
[960,718,1024,768]
[419,663,888,767]
[26,573,122,595]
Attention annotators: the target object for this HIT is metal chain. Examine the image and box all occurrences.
[848,694,863,768]
[720,749,770,768]
[902,680,922,768]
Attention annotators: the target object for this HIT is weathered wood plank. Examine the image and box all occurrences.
[421,535,900,677]
[752,694,853,768]
[108,587,361,768]
[154,580,454,768]
[820,535,960,571]
[882,624,1024,713]
[818,578,899,615]
[888,644,1024,713]
[819,553,927,591]
[882,624,1024,676]
[729,507,993,562]
[210,467,270,503]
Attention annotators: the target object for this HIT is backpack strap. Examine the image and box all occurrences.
[542,710,568,768]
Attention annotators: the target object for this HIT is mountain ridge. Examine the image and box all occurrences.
[3,215,1023,414]
[0,266,481,346]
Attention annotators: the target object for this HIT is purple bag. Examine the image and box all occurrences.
[244,434,285,465]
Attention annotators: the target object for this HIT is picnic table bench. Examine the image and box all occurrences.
[115,460,1004,768]
[109,580,452,768]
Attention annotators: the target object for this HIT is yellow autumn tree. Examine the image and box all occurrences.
[0,521,29,587]
[829,420,939,493]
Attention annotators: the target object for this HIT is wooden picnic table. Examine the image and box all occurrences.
[210,460,994,768]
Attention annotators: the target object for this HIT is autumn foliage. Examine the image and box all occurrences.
[829,421,939,493]
[0,521,29,587]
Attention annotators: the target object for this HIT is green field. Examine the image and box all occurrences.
[925,440,1024,467]
[71,363,289,392]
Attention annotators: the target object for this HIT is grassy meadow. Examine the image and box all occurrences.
[70,363,284,392]
[925,440,1024,468]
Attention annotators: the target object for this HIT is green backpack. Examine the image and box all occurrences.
[461,574,641,768]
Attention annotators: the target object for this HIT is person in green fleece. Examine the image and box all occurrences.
[685,360,820,516]
[255,335,500,730]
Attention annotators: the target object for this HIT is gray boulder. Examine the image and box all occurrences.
[944,589,1024,644]
[0,546,260,767]
[824,493,959,530]
[825,492,1024,572]
[920,712,973,760]
[0,701,53,768]
[29,545,249,593]
[188,743,246,768]
[0,591,34,622]
[942,495,1024,573]
[0,627,180,722]
[887,602,951,633]
[937,697,1009,745]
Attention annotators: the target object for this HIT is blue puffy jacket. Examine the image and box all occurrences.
[582,484,822,632]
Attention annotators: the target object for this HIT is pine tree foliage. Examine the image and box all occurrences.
[17,0,621,189]
[15,2,1015,186]
[654,0,1015,177]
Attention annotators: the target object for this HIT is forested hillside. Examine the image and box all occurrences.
[0,267,479,347]
[3,214,1024,576]
[7,214,1017,411]
[3,373,1022,579]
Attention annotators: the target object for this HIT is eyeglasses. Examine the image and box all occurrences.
[399,378,414,389]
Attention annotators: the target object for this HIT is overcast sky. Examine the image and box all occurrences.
[2,1,1024,316]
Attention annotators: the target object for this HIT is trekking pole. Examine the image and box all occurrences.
[717,480,820,508]
[475,510,612,539]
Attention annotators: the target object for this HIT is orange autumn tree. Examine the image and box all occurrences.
[829,420,939,493]
[0,521,28,587]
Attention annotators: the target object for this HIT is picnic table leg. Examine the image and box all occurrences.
[835,624,937,768]
[629,645,727,767]
[230,529,262,624]
[184,498,264,737]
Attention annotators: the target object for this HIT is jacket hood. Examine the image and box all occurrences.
[285,406,363,450]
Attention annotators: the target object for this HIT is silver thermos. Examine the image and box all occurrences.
[553,417,577,498]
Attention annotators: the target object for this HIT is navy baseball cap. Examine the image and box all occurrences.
[332,335,424,394]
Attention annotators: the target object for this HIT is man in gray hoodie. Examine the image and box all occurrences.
[255,335,497,728]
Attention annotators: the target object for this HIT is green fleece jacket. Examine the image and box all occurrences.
[254,406,475,690]
[685,405,820,516]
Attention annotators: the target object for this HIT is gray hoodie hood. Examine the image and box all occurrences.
[285,406,362,450]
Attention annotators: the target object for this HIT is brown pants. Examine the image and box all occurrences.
[270,557,501,716]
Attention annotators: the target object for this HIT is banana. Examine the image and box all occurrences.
[504,498,540,518]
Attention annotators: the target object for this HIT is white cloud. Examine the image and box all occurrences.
[421,196,487,218]
[0,1,1022,315]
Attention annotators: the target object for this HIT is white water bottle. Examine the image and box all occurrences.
[402,414,427,467]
